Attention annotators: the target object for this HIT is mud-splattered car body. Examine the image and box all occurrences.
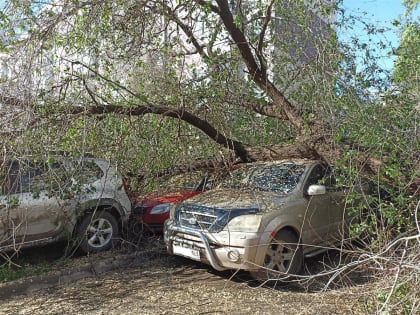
[0,155,131,254]
[164,160,353,280]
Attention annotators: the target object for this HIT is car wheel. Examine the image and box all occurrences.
[251,229,303,282]
[76,211,119,253]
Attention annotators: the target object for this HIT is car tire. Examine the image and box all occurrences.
[75,211,119,254]
[251,229,303,282]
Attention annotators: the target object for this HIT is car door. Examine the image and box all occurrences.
[301,164,333,245]
[0,160,70,246]
[325,178,347,242]
[0,161,15,247]
[0,160,27,246]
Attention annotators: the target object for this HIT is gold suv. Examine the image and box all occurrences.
[164,160,354,281]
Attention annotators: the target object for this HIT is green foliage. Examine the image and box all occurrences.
[403,0,420,16]
[333,94,418,243]
[393,22,419,86]
[372,275,419,315]
[328,3,418,243]
[7,197,19,209]
[393,0,419,105]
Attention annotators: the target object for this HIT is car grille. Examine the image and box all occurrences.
[176,204,228,232]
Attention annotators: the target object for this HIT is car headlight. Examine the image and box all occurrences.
[224,214,263,232]
[150,203,173,215]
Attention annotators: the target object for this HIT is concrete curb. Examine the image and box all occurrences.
[0,252,147,300]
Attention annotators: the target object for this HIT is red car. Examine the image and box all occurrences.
[131,177,211,233]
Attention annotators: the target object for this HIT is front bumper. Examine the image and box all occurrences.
[164,219,262,271]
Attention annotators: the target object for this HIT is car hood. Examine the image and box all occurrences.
[136,190,202,207]
[183,188,291,211]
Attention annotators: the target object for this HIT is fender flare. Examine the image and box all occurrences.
[74,198,127,222]
[253,215,302,268]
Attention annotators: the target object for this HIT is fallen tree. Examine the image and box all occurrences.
[1,1,418,217]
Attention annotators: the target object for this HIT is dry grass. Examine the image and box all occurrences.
[1,208,418,315]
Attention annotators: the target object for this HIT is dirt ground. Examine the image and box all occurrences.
[0,237,379,315]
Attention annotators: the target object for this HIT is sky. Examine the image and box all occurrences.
[340,0,418,72]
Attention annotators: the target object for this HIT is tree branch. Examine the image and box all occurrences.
[162,3,210,61]
[210,0,304,129]
[256,0,275,77]
[193,0,220,14]
[224,96,288,120]
[67,103,251,161]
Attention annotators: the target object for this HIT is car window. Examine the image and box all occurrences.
[74,161,104,184]
[220,163,306,193]
[29,162,68,193]
[305,164,336,191]
[1,160,67,195]
[306,164,326,186]
[1,161,20,195]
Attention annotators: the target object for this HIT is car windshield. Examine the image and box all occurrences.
[220,163,306,193]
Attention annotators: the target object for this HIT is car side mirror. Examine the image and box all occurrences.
[307,185,326,196]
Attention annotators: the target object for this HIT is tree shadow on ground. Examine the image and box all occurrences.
[1,233,372,295]
[121,232,373,293]
[0,241,78,267]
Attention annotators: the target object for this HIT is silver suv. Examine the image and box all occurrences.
[0,155,131,254]
[164,160,354,281]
